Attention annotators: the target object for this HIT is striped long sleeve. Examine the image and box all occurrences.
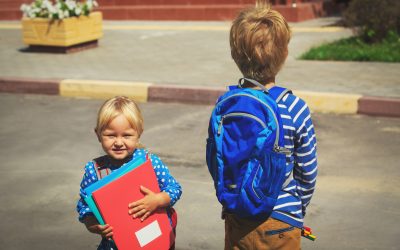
[271,93,318,228]
[292,100,318,216]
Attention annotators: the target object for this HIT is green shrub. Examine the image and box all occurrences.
[343,0,400,43]
[299,32,400,62]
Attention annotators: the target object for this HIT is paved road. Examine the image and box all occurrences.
[0,93,399,249]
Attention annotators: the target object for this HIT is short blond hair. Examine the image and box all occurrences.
[95,96,144,138]
[230,1,291,83]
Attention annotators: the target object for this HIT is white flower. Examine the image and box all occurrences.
[66,0,76,10]
[74,7,82,16]
[64,10,70,18]
[44,1,55,14]
[20,4,29,12]
[28,10,36,18]
[49,7,57,16]
[58,10,64,19]
[48,5,56,14]
[86,2,93,10]
[20,0,99,20]
[32,7,40,14]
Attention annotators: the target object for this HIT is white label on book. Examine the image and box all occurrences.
[135,220,162,247]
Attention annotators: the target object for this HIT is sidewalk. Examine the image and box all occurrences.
[0,17,399,117]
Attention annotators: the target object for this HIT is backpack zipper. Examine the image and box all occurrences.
[274,145,291,155]
[217,93,286,153]
[217,112,266,135]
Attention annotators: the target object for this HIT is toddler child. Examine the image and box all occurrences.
[76,96,182,250]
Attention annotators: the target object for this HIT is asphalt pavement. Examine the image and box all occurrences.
[0,93,399,250]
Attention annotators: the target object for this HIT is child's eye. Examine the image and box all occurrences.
[103,134,115,138]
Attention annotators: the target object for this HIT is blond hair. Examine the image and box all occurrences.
[230,0,291,83]
[95,96,144,140]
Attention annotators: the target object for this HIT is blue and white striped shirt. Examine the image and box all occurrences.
[270,92,318,228]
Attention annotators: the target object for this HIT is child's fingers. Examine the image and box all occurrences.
[90,224,109,234]
[101,226,113,238]
[104,230,114,239]
[128,201,138,208]
[140,211,151,221]
[128,199,144,209]
[140,185,153,195]
[133,208,148,219]
[128,204,145,215]
[98,224,110,230]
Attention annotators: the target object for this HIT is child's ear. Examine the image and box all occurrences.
[94,128,101,142]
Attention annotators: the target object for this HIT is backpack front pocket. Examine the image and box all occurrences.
[218,112,266,194]
[243,159,265,203]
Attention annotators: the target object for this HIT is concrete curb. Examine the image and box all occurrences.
[60,79,152,103]
[0,77,399,118]
[0,77,60,95]
[148,84,225,105]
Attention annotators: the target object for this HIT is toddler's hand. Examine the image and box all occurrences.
[128,186,161,221]
[88,224,114,239]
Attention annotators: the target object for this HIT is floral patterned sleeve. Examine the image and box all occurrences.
[76,161,99,222]
[149,153,182,206]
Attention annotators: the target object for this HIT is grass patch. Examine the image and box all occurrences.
[300,34,400,62]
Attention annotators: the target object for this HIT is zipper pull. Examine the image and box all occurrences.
[274,145,291,155]
[217,116,224,135]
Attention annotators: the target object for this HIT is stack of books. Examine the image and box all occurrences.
[83,157,174,250]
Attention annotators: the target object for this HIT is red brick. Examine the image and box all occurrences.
[358,96,400,117]
[148,85,225,105]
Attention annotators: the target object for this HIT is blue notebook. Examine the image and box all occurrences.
[83,156,146,224]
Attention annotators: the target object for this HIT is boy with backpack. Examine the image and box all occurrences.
[206,1,318,249]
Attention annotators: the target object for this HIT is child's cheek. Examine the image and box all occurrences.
[129,145,137,154]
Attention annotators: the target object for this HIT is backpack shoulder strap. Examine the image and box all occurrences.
[269,86,294,188]
[92,155,110,180]
[268,86,292,103]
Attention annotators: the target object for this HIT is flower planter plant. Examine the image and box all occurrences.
[20,0,103,50]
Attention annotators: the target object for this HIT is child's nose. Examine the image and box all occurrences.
[114,138,123,146]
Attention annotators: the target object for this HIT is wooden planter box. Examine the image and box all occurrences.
[21,11,103,50]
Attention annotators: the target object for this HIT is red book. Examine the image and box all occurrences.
[92,160,174,250]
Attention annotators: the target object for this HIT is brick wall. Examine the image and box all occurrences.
[1,0,329,21]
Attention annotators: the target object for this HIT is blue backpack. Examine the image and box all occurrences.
[206,78,292,220]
